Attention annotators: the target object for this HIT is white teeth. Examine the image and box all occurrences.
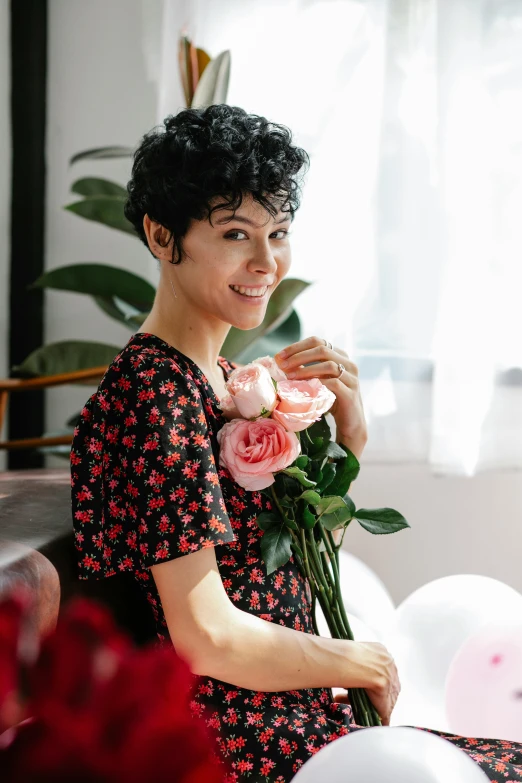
[231,285,267,297]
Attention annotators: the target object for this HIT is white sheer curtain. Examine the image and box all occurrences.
[142,0,522,476]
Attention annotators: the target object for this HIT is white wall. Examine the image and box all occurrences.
[42,0,522,608]
[45,0,160,455]
[347,459,522,605]
[0,0,10,472]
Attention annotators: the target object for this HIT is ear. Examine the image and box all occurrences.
[143,214,173,261]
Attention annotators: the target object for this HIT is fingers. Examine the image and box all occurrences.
[285,360,345,381]
[276,336,358,377]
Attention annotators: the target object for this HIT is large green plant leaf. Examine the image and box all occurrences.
[93,296,148,327]
[70,146,134,165]
[221,278,310,361]
[12,340,122,379]
[30,264,155,311]
[71,177,127,199]
[64,196,134,235]
[191,50,231,108]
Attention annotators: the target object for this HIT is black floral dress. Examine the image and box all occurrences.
[71,332,522,783]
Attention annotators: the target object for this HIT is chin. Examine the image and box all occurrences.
[231,310,268,330]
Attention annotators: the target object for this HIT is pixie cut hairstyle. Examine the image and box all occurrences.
[123,104,310,265]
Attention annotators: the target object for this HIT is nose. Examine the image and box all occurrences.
[247,242,279,278]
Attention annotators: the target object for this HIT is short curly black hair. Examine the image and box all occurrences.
[123,104,310,265]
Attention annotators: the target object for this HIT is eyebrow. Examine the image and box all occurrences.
[215,213,292,227]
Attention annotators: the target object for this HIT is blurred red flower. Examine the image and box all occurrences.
[0,591,230,783]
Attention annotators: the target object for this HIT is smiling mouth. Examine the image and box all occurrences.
[229,285,269,298]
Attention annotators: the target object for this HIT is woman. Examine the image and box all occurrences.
[71,105,522,782]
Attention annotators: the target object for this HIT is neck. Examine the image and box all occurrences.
[138,276,231,377]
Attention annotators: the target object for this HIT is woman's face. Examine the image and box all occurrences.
[160,193,293,331]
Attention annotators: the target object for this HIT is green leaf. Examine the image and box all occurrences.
[325,441,348,460]
[281,466,316,488]
[64,196,135,235]
[221,279,310,361]
[327,444,361,498]
[306,461,322,483]
[191,49,231,108]
[12,340,121,378]
[283,514,299,531]
[315,462,336,492]
[298,490,321,506]
[274,472,302,499]
[71,177,128,199]
[316,495,350,517]
[31,263,155,310]
[260,524,293,575]
[300,505,317,529]
[355,508,411,535]
[320,504,353,530]
[343,494,356,515]
[93,295,146,327]
[295,455,309,470]
[69,146,134,165]
[256,511,282,531]
[307,416,332,443]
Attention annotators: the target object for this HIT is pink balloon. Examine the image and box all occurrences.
[445,624,522,742]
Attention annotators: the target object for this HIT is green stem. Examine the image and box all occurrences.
[302,529,340,636]
[275,493,380,727]
[322,526,380,727]
[270,485,286,519]
[299,528,315,593]
[305,529,333,607]
[321,528,354,642]
[310,589,320,636]
[305,547,369,725]
[319,550,349,638]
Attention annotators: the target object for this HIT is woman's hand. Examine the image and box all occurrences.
[275,336,368,460]
[333,641,402,726]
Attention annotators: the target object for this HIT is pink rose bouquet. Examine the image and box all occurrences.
[217,354,410,729]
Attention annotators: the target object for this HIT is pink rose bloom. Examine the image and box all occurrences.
[218,393,241,420]
[252,355,287,382]
[217,417,300,491]
[225,363,277,420]
[272,378,336,432]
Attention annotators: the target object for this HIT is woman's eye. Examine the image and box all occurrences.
[225,230,292,241]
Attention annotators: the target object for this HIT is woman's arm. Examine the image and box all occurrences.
[201,602,379,693]
[152,546,382,693]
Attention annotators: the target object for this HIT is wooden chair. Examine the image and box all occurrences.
[0,367,107,451]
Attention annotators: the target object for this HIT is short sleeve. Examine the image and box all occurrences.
[71,349,236,579]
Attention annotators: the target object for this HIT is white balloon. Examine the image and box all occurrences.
[292,726,489,783]
[390,575,522,731]
[445,623,522,742]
